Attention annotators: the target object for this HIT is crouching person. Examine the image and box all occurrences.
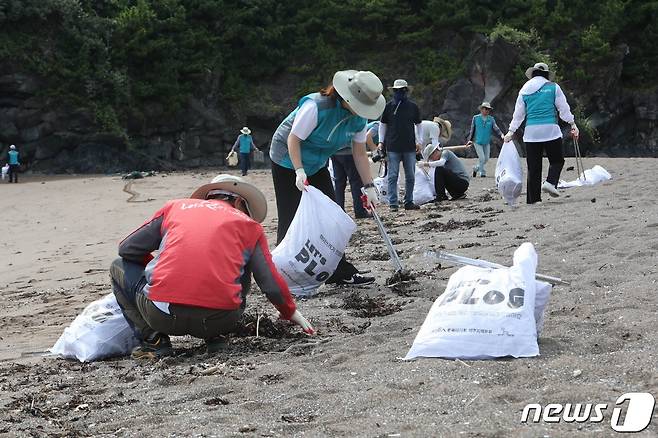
[111,174,314,360]
[418,144,471,202]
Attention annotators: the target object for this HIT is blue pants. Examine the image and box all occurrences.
[473,143,490,176]
[387,151,416,207]
[240,152,251,175]
[332,155,368,218]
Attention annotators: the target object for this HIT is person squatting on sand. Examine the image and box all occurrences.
[230,127,257,176]
[504,62,579,204]
[378,79,422,211]
[467,102,505,178]
[418,143,471,202]
[269,70,384,286]
[110,174,314,360]
[7,144,19,183]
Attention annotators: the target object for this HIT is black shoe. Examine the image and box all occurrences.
[480,174,486,178]
[330,274,375,286]
[205,336,228,354]
[131,333,173,360]
[389,205,399,212]
[404,203,420,210]
[451,193,467,201]
[472,170,477,178]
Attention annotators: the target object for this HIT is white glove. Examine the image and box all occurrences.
[571,124,580,140]
[503,132,514,143]
[295,168,307,192]
[363,185,379,210]
[416,161,429,168]
[289,310,315,335]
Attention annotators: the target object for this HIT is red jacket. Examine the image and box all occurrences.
[118,199,296,319]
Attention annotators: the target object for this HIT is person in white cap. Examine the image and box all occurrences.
[7,144,19,183]
[504,62,579,204]
[230,127,256,176]
[111,174,314,359]
[466,102,505,177]
[417,144,471,202]
[269,70,385,286]
[378,79,423,211]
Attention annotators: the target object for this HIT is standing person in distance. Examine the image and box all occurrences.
[269,70,385,286]
[504,63,579,204]
[467,102,505,178]
[7,144,19,183]
[230,127,256,176]
[378,79,422,211]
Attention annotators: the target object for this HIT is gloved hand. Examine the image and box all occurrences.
[289,310,315,335]
[416,144,422,153]
[571,124,579,140]
[295,168,308,192]
[417,161,430,168]
[503,131,514,143]
[466,141,473,147]
[363,185,379,211]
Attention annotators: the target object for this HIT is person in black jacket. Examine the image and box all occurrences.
[377,79,422,211]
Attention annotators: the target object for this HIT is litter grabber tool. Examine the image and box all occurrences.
[424,250,570,286]
[573,138,586,182]
[361,187,404,273]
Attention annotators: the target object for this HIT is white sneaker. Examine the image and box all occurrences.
[541,181,560,197]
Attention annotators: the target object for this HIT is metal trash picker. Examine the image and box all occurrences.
[425,250,570,286]
[361,187,404,273]
[574,137,586,182]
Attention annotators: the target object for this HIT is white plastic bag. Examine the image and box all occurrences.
[328,159,336,189]
[495,141,523,206]
[558,165,611,188]
[374,177,389,204]
[272,186,357,297]
[405,243,552,360]
[412,167,435,205]
[50,293,139,362]
[1,164,8,180]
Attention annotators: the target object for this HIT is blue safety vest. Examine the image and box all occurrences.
[473,115,494,145]
[239,134,252,153]
[270,93,367,175]
[523,82,558,126]
[367,121,380,144]
[8,150,19,165]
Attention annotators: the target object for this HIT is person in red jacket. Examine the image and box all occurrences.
[111,174,314,359]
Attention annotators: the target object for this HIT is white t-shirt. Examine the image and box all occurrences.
[291,100,367,143]
[420,120,441,147]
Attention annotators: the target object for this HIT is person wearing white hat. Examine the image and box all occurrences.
[269,70,385,286]
[504,62,579,203]
[7,144,19,183]
[378,79,423,211]
[466,102,505,177]
[111,174,314,359]
[230,127,256,176]
[417,144,471,202]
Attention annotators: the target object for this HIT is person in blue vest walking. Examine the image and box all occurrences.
[7,145,19,183]
[231,127,256,176]
[467,102,504,177]
[270,70,385,286]
[505,63,579,204]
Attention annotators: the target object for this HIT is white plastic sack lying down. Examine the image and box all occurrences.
[413,167,436,205]
[405,243,552,360]
[495,141,523,206]
[51,293,139,362]
[558,165,611,188]
[272,186,357,297]
[1,164,8,180]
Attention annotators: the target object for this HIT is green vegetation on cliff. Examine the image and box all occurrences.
[0,0,656,133]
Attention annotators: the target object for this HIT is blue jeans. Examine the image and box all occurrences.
[473,143,490,176]
[387,151,416,207]
[332,154,368,218]
[239,152,251,175]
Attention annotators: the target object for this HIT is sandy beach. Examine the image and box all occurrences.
[1,157,657,437]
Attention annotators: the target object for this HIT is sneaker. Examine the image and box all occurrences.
[541,181,560,197]
[205,336,228,354]
[404,203,420,210]
[131,333,173,360]
[472,169,477,178]
[389,205,399,212]
[329,274,375,286]
[451,193,467,201]
[480,174,486,178]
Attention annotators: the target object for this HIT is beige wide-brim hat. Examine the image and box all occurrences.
[190,174,267,223]
[433,117,452,142]
[240,127,251,135]
[525,62,555,80]
[422,144,441,161]
[333,70,386,120]
[388,78,413,91]
[479,102,493,110]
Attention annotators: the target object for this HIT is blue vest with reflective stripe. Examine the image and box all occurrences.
[239,134,252,153]
[523,82,557,126]
[270,93,367,175]
[473,115,494,145]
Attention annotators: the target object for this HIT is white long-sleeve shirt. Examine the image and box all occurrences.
[509,77,575,143]
[378,122,423,147]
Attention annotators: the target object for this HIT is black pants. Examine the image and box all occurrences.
[271,161,358,281]
[8,164,18,183]
[434,166,469,200]
[110,258,242,341]
[240,152,251,175]
[526,138,564,204]
[332,155,368,219]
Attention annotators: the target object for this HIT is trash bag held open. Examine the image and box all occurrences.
[495,141,523,206]
[272,186,357,297]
